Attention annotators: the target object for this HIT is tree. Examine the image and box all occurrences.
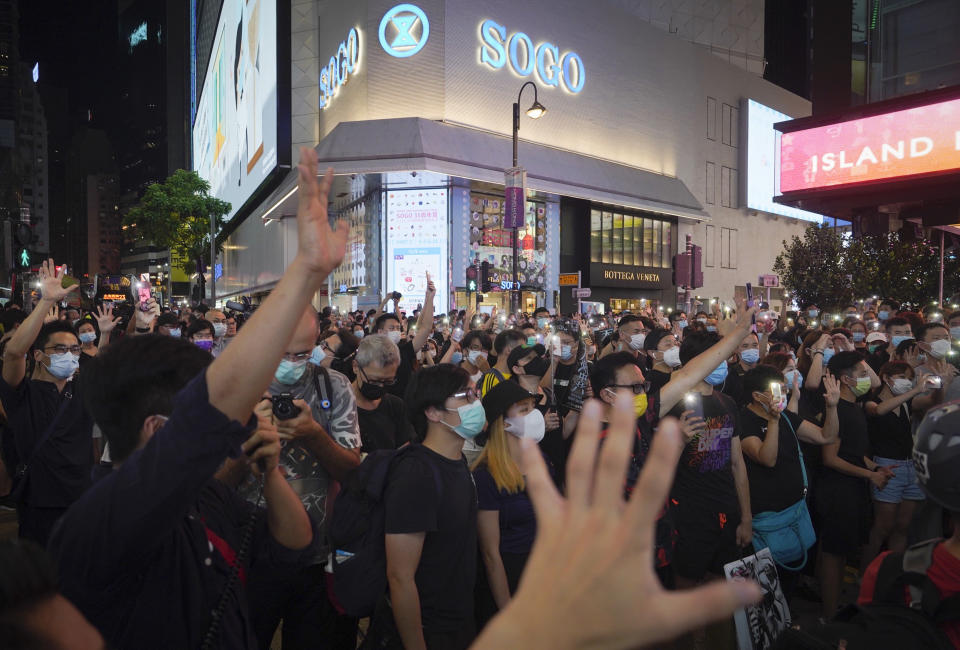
[773,224,854,310]
[124,170,230,300]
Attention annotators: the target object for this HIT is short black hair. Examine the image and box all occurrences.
[883,317,910,333]
[0,309,26,334]
[493,329,526,355]
[0,539,58,648]
[462,330,492,351]
[194,303,209,315]
[533,307,549,317]
[917,322,949,341]
[642,328,674,352]
[75,315,100,344]
[187,319,215,339]
[373,313,400,332]
[743,365,787,400]
[34,321,78,352]
[618,314,654,331]
[83,334,212,462]
[321,327,360,358]
[826,350,863,378]
[679,331,720,366]
[590,352,643,396]
[405,364,471,438]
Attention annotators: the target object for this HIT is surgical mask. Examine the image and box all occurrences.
[784,369,804,390]
[467,350,487,365]
[354,330,365,339]
[443,400,486,439]
[386,330,402,344]
[951,326,960,341]
[878,310,890,320]
[629,332,646,350]
[705,361,728,386]
[168,328,182,338]
[536,318,549,330]
[560,345,574,361]
[852,332,866,343]
[505,409,545,443]
[520,357,550,377]
[929,339,952,360]
[44,352,79,379]
[451,351,463,364]
[194,340,214,351]
[78,332,97,344]
[275,359,308,385]
[662,346,682,368]
[678,319,688,329]
[868,343,882,354]
[706,325,717,332]
[889,378,914,395]
[849,376,872,397]
[821,348,835,365]
[309,345,326,366]
[213,323,227,338]
[697,318,707,324]
[740,348,760,364]
[891,335,913,348]
[808,309,819,318]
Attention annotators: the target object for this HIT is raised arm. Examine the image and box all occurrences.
[206,148,347,424]
[411,273,435,352]
[95,304,121,352]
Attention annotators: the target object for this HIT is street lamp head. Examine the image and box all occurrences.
[526,100,546,119]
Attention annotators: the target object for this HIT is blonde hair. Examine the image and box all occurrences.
[471,417,525,494]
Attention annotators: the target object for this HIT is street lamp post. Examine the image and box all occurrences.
[510,81,546,314]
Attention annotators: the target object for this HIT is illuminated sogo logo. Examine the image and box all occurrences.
[320,27,361,109]
[479,18,585,94]
[379,4,430,58]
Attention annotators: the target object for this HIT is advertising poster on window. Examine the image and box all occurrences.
[386,189,449,314]
[468,194,546,289]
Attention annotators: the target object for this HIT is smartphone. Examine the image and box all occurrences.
[770,382,783,403]
[452,327,464,343]
[684,391,704,419]
[137,284,151,312]
[391,291,402,301]
[551,335,562,357]
[927,376,944,389]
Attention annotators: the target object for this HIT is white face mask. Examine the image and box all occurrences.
[213,323,227,338]
[467,349,487,365]
[386,330,402,344]
[929,339,952,360]
[505,409,546,443]
[662,346,682,368]
[629,332,646,350]
[889,378,914,395]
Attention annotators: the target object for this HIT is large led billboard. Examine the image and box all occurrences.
[779,96,960,193]
[192,0,280,224]
[385,188,449,315]
[744,99,825,223]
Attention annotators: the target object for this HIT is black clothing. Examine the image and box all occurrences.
[739,408,806,513]
[866,401,913,460]
[357,393,416,452]
[388,340,417,399]
[720,361,748,406]
[646,368,672,394]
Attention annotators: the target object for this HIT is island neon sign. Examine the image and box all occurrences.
[320,27,361,110]
[779,96,960,192]
[478,18,584,94]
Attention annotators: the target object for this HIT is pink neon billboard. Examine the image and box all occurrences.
[779,96,960,193]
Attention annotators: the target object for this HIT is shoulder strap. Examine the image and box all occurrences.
[313,367,333,412]
[780,413,807,494]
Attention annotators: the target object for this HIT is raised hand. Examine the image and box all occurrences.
[823,372,841,407]
[678,409,707,440]
[96,304,121,334]
[43,304,60,324]
[295,147,348,279]
[38,259,78,303]
[425,271,436,298]
[135,298,160,330]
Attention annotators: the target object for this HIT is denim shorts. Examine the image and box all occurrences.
[872,456,926,503]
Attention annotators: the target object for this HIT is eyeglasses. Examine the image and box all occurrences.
[319,340,334,353]
[605,382,651,395]
[358,365,397,387]
[45,344,82,356]
[282,351,312,362]
[450,387,480,402]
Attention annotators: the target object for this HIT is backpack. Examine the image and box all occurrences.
[327,446,442,618]
[774,538,960,650]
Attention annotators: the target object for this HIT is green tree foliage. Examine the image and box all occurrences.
[773,225,854,310]
[124,170,231,277]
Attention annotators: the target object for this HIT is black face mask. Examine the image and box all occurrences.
[359,380,386,400]
[520,356,551,378]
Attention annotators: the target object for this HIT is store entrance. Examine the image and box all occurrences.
[452,290,543,314]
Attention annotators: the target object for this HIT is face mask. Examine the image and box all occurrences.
[505,409,546,443]
[740,348,760,364]
[678,319,688,329]
[354,330,365,339]
[467,350,487,365]
[443,399,486,439]
[194,340,214,351]
[821,348,835,365]
[78,332,97,344]
[705,361,728,386]
[359,379,386,400]
[852,332,866,343]
[891,335,913,348]
[868,343,882,354]
[560,345,574,361]
[808,309,819,318]
[629,332,646,350]
[697,318,707,324]
[706,325,717,333]
[662,346,682,368]
[536,318,549,330]
[451,351,463,364]
[889,378,914,395]
[878,310,890,320]
[44,352,79,379]
[169,328,182,338]
[275,359,308,385]
[521,357,551,377]
[784,369,804,390]
[929,339,952,360]
[951,326,960,341]
[848,376,872,397]
[213,323,227,338]
[310,345,326,366]
[386,330,402,344]
[633,392,648,418]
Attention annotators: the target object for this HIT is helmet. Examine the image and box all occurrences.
[914,400,960,511]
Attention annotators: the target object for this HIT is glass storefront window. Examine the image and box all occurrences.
[601,212,612,263]
[588,206,675,269]
[661,222,673,267]
[469,191,547,291]
[611,213,623,264]
[622,214,634,266]
[590,209,601,263]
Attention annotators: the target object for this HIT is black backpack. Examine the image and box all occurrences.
[774,538,960,650]
[328,446,441,618]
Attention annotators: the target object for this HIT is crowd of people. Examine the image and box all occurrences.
[0,149,959,649]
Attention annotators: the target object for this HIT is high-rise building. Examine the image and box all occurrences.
[86,173,121,276]
[19,62,49,256]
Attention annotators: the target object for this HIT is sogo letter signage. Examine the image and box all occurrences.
[779,96,960,193]
[479,19,584,93]
[320,27,361,109]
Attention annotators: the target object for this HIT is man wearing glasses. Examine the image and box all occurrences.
[249,305,361,648]
[0,260,93,546]
[351,334,415,453]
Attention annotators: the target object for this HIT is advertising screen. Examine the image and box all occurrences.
[385,189,449,315]
[192,0,278,223]
[779,96,960,193]
[744,100,825,223]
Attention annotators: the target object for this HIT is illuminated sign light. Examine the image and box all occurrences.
[379,4,430,58]
[779,96,960,193]
[320,27,361,109]
[31,63,38,83]
[479,18,584,94]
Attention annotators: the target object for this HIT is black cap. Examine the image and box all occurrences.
[481,380,536,425]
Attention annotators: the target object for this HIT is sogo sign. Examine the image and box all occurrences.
[320,27,361,109]
[479,18,585,94]
[779,96,960,192]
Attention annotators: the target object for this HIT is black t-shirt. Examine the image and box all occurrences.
[867,401,912,460]
[720,363,746,407]
[387,340,417,399]
[669,391,740,513]
[357,394,416,453]
[384,444,478,631]
[867,349,891,375]
[739,408,806,513]
[823,400,871,483]
[646,369,672,394]
[534,390,567,489]
[473,464,536,555]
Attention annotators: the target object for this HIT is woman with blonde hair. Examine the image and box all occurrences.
[472,380,547,632]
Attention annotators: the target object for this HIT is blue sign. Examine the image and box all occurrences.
[479,18,584,93]
[214,263,223,281]
[500,280,520,291]
[379,4,430,58]
[320,27,361,109]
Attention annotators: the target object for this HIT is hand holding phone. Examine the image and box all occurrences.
[684,391,704,419]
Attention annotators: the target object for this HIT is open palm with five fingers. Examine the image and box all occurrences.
[96,304,121,334]
[38,258,78,303]
[295,147,348,279]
